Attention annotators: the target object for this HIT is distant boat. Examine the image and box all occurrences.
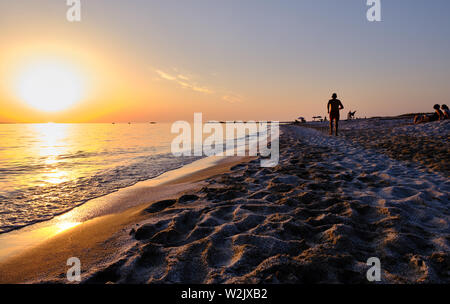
[128,122,131,125]
[112,122,115,125]
[149,122,156,124]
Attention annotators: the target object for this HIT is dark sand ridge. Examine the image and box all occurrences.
[0,156,252,283]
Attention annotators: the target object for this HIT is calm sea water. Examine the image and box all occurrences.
[0,123,201,234]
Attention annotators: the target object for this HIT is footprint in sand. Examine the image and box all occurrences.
[379,186,419,199]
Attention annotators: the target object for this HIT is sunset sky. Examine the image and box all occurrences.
[1,0,450,123]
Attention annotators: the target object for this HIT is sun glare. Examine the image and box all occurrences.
[16,61,85,112]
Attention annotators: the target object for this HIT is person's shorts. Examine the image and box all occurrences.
[330,112,340,121]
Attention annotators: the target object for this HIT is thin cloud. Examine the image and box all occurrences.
[155,69,213,94]
[155,68,241,100]
[177,74,190,80]
[156,70,176,81]
[178,80,214,94]
[222,93,243,104]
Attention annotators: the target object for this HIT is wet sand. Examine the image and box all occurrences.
[0,156,251,283]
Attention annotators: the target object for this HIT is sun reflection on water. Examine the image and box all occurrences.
[31,123,72,185]
[0,122,180,236]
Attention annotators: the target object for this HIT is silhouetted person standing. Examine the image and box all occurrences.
[327,93,344,136]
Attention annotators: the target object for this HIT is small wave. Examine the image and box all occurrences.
[0,153,202,234]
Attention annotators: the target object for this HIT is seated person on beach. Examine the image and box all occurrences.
[347,111,355,120]
[327,93,344,136]
[414,104,445,124]
[441,104,450,119]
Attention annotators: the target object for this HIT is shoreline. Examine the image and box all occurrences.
[0,119,448,283]
[0,155,253,283]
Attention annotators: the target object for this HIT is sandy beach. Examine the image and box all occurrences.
[0,156,252,283]
[0,118,448,284]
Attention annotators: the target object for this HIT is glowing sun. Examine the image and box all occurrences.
[16,61,85,112]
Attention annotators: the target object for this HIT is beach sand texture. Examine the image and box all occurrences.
[0,119,449,283]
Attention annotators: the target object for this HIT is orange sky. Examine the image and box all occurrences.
[1,1,450,123]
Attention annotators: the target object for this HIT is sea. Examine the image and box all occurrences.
[0,123,202,234]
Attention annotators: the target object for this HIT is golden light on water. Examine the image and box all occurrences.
[15,61,85,112]
[42,170,71,185]
[32,123,73,185]
[35,123,68,156]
